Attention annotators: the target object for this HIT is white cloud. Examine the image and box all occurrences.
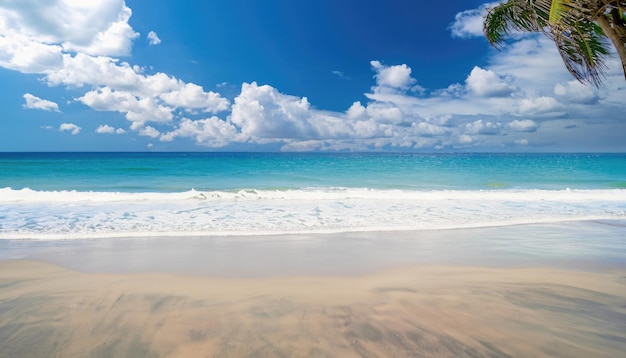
[23,93,60,112]
[465,119,502,135]
[160,117,240,147]
[229,82,317,141]
[78,87,174,124]
[96,124,125,134]
[45,53,145,89]
[59,123,80,135]
[346,101,367,120]
[554,81,599,104]
[488,36,571,90]
[508,119,538,132]
[52,55,229,128]
[414,122,451,137]
[139,126,160,138]
[517,96,563,116]
[159,83,229,113]
[0,34,64,73]
[96,124,115,134]
[365,103,404,123]
[370,60,420,93]
[465,66,517,97]
[0,0,138,57]
[0,1,229,135]
[147,31,161,45]
[320,33,623,151]
[449,2,499,38]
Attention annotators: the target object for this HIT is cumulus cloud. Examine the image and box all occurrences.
[465,66,517,97]
[139,126,160,138]
[346,101,368,120]
[0,1,229,135]
[370,61,422,93]
[365,103,404,123]
[96,124,125,134]
[66,64,229,127]
[154,81,451,150]
[0,35,64,73]
[147,31,161,45]
[78,87,174,124]
[229,82,317,141]
[159,83,230,113]
[23,93,60,112]
[59,123,80,135]
[0,0,138,57]
[48,55,229,119]
[160,117,240,147]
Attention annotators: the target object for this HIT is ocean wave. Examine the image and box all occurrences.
[2,186,625,203]
[1,187,624,239]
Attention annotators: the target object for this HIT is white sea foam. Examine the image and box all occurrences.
[2,187,624,202]
[1,187,624,239]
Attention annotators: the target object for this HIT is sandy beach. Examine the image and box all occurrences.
[1,222,626,357]
[2,0,626,354]
[1,260,625,357]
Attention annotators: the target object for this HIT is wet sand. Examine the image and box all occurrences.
[3,221,626,276]
[1,260,626,357]
[1,222,626,357]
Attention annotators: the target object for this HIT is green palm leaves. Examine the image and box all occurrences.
[484,0,626,86]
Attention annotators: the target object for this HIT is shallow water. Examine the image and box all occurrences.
[2,220,624,276]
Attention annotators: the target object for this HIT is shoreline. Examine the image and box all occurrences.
[1,220,625,356]
[2,220,625,277]
[1,216,624,241]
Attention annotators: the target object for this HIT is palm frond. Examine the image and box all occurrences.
[484,0,542,48]
[548,0,570,23]
[551,20,611,85]
[483,0,626,85]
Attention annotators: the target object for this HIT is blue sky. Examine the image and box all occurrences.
[1,0,624,152]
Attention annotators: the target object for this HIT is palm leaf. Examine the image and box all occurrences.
[549,0,570,23]
[483,0,625,85]
[551,20,610,85]
[484,0,543,48]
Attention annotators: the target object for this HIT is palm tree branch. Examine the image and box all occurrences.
[483,0,626,85]
[484,1,543,48]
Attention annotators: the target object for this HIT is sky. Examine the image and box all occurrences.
[0,0,624,152]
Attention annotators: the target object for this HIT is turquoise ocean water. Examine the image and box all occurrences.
[1,152,625,239]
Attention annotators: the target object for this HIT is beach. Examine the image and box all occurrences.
[1,152,626,356]
[2,0,626,352]
[2,222,626,357]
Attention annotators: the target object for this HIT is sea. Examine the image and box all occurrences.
[1,152,625,240]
